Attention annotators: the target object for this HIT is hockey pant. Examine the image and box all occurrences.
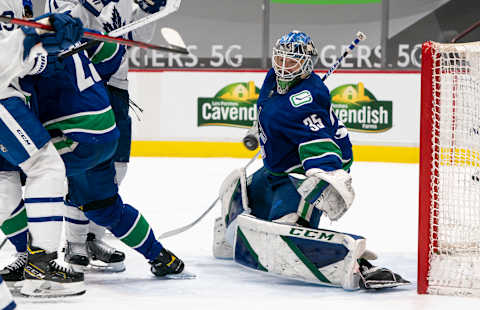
[64,140,163,261]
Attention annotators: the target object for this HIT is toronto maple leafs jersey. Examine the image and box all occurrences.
[45,0,155,90]
[0,0,42,101]
[257,68,353,175]
[21,52,119,144]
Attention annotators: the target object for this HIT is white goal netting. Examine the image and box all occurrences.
[426,41,480,296]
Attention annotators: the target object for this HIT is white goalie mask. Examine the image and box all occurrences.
[272,31,319,92]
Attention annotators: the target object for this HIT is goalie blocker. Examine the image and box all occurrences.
[213,168,410,290]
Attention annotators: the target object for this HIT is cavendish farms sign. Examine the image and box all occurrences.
[331,82,393,133]
[198,81,258,128]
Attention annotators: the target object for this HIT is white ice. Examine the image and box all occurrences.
[2,158,480,309]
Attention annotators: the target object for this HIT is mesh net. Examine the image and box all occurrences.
[428,41,480,296]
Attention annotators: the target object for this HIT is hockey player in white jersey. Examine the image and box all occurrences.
[0,1,86,297]
[213,31,410,290]
[45,0,168,272]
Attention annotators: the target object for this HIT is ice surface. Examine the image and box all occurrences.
[2,158,480,309]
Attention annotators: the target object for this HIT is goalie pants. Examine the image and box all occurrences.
[247,167,322,228]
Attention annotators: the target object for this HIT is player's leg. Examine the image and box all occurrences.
[59,138,125,272]
[0,166,27,287]
[66,142,184,277]
[0,275,16,310]
[88,85,131,267]
[0,97,84,297]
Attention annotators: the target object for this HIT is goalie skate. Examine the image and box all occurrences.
[357,258,410,289]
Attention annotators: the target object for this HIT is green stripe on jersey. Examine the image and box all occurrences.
[343,158,353,171]
[91,42,119,64]
[120,215,150,248]
[53,136,75,151]
[1,208,27,237]
[299,139,342,163]
[44,107,116,135]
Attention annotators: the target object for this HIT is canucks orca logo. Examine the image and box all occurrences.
[103,7,124,33]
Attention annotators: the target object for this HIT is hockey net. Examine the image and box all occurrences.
[419,41,480,296]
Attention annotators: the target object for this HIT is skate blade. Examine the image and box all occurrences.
[86,261,126,273]
[364,279,411,290]
[6,280,24,296]
[20,279,86,298]
[162,271,197,280]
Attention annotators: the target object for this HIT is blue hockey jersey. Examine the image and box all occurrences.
[21,51,120,144]
[257,69,353,175]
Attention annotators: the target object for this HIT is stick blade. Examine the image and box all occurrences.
[161,27,187,48]
[356,31,367,41]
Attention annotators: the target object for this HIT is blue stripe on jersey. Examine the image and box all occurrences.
[28,216,64,223]
[10,200,24,215]
[65,217,90,225]
[24,197,64,203]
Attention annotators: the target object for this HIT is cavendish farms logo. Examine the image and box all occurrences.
[331,83,392,133]
[198,81,259,128]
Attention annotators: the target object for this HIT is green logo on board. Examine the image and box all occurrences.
[331,82,392,133]
[197,81,259,128]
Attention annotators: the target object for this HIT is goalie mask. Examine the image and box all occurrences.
[273,31,318,94]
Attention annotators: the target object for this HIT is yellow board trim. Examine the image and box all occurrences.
[131,141,419,163]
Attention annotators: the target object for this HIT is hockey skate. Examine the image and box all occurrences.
[64,241,89,272]
[21,244,85,297]
[357,258,410,289]
[149,248,194,279]
[0,252,27,292]
[86,233,126,272]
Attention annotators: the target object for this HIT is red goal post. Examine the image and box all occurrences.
[419,41,480,296]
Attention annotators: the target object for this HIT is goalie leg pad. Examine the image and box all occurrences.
[213,168,250,258]
[233,214,366,289]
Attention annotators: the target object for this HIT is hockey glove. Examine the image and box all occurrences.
[135,0,167,14]
[289,168,354,221]
[21,13,84,59]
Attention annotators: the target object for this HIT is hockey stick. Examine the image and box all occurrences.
[111,0,182,37]
[0,237,7,251]
[322,31,366,81]
[158,151,260,239]
[0,15,188,54]
[243,31,367,150]
[59,0,183,59]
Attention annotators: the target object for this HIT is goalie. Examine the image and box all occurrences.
[213,31,410,290]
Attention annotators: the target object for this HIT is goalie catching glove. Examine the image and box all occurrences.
[289,168,354,221]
